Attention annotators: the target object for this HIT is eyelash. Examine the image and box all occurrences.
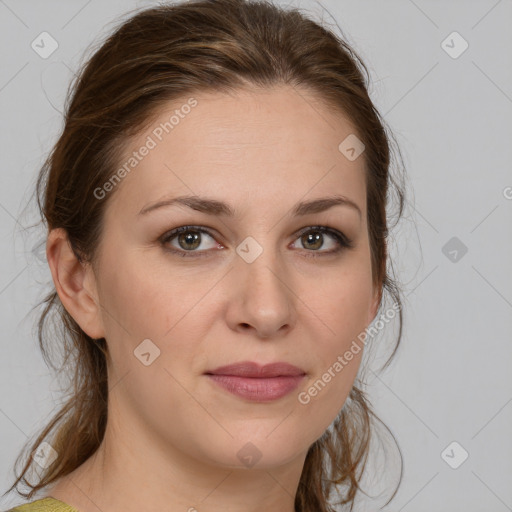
[159,225,354,259]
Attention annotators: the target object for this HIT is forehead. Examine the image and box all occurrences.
[105,84,367,220]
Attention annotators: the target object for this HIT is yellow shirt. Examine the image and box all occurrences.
[4,497,78,512]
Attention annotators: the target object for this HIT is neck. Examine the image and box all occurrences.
[47,420,307,512]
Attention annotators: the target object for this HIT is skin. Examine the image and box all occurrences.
[45,84,380,512]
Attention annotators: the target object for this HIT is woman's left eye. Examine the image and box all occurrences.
[159,225,353,258]
[291,226,353,256]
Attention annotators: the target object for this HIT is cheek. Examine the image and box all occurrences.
[97,254,184,338]
[297,265,372,417]
[313,264,374,346]
[96,260,205,432]
[93,261,165,380]
[96,254,214,377]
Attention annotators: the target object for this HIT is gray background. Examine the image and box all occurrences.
[1,0,511,511]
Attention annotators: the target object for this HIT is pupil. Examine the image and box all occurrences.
[179,231,200,250]
[304,232,322,250]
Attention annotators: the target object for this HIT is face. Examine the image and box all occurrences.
[82,84,379,470]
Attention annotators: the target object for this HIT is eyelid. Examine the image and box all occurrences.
[294,225,352,245]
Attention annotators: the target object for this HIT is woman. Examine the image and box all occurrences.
[4,0,406,510]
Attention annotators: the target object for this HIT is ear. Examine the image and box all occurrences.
[46,228,105,340]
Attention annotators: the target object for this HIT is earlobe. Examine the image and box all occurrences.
[46,228,105,339]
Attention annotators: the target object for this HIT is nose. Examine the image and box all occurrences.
[225,244,297,339]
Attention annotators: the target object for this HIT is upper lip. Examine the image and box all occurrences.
[205,361,306,378]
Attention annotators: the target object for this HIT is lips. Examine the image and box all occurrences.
[204,361,306,402]
[205,361,306,378]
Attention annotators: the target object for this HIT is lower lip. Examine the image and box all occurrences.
[206,374,305,402]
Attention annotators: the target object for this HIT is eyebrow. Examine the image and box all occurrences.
[138,194,362,219]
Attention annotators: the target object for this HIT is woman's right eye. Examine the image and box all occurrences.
[160,226,222,258]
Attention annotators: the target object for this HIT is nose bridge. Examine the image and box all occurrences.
[229,233,295,335]
[236,233,285,298]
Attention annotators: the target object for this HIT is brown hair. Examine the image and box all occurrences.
[6,0,407,510]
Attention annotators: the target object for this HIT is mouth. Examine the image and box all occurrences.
[204,361,306,402]
[205,361,306,378]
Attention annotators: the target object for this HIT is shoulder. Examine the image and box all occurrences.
[4,497,78,512]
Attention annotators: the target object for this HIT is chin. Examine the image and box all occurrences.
[197,427,309,471]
